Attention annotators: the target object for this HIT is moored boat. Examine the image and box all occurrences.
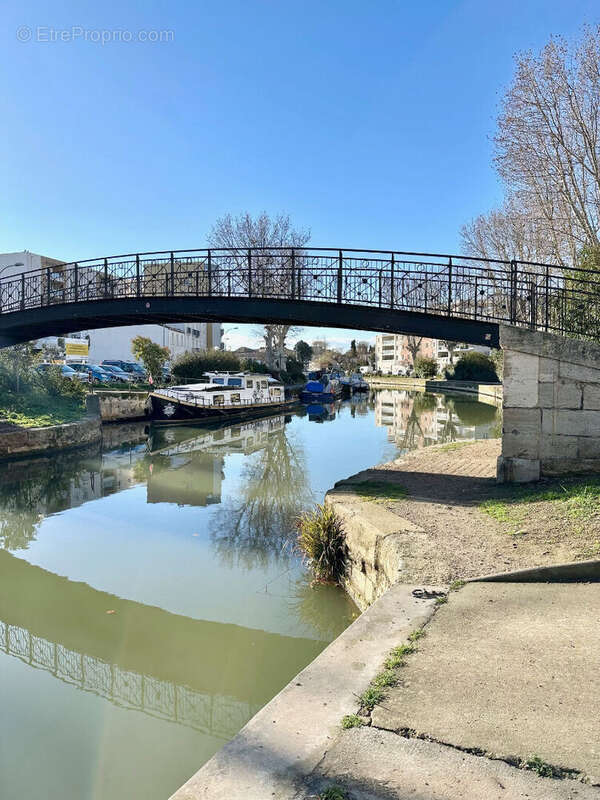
[300,371,343,403]
[150,372,295,423]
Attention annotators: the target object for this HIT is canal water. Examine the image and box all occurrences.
[0,390,499,800]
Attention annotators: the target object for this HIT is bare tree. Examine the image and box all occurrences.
[494,27,600,265]
[208,212,311,362]
[405,336,423,365]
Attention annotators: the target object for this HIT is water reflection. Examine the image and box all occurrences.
[373,389,500,452]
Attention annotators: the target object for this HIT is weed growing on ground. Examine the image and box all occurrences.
[297,503,347,583]
[319,787,348,800]
[341,714,365,729]
[449,579,466,591]
[438,441,474,453]
[525,756,564,779]
[352,481,407,504]
[359,685,385,710]
[372,669,398,688]
[435,595,448,605]
[408,628,425,642]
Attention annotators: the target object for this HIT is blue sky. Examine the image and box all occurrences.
[2,0,598,350]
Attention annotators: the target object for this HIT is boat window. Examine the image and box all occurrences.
[230,393,241,403]
[246,379,253,388]
[213,394,224,405]
[227,378,242,387]
[271,387,281,396]
[212,377,224,385]
[260,380,268,388]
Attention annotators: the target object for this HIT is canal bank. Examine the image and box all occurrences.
[367,375,502,405]
[176,433,600,798]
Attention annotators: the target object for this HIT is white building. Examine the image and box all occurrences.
[84,322,222,364]
[0,251,222,362]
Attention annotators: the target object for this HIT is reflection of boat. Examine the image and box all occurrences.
[307,403,336,423]
[151,372,296,423]
[300,371,342,403]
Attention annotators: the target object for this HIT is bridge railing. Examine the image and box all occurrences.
[0,247,596,339]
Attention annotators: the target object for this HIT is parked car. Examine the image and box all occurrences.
[36,363,88,382]
[100,365,136,383]
[68,363,115,383]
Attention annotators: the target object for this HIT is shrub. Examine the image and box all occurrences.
[297,503,347,583]
[451,351,499,382]
[172,349,241,381]
[413,356,437,379]
[35,367,87,403]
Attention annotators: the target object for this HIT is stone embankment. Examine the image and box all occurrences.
[366,375,502,405]
[0,391,150,460]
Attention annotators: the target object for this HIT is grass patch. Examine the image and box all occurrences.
[437,441,474,453]
[384,643,416,669]
[319,787,348,800]
[434,595,448,605]
[341,714,365,729]
[372,669,398,688]
[408,628,426,642]
[0,393,85,428]
[352,480,407,503]
[480,479,600,533]
[449,579,466,591]
[359,685,385,710]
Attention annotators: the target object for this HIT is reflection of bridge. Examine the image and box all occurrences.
[1,621,254,740]
[0,550,326,736]
[0,246,595,349]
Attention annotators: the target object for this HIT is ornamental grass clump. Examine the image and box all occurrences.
[297,503,347,584]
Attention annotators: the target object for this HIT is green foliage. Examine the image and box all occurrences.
[172,349,241,381]
[413,355,438,378]
[450,397,500,426]
[341,714,365,729]
[372,669,398,688]
[359,684,385,710]
[296,503,347,583]
[279,355,305,384]
[408,628,425,642]
[563,245,600,342]
[525,756,563,779]
[319,787,348,800]
[352,481,407,503]
[0,393,85,428]
[450,351,498,382]
[489,348,504,379]
[34,366,87,402]
[241,358,267,374]
[131,336,170,382]
[0,343,40,392]
[294,339,313,367]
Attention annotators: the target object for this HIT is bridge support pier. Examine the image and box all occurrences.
[498,325,600,482]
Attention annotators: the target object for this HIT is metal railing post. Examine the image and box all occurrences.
[47,268,51,305]
[290,248,295,300]
[545,265,550,331]
[74,263,78,302]
[378,269,382,307]
[21,273,25,310]
[390,253,395,309]
[510,260,517,323]
[104,258,109,298]
[447,257,453,315]
[170,252,175,296]
[136,254,141,296]
[247,249,252,298]
[207,250,212,296]
[337,250,343,303]
[474,274,478,320]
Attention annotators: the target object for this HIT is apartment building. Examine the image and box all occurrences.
[374,334,490,374]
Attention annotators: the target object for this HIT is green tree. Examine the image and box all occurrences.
[131,336,170,382]
[413,356,437,379]
[172,349,241,382]
[294,340,313,367]
[0,343,40,392]
[451,351,498,382]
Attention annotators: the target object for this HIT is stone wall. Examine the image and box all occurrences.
[367,376,502,405]
[86,391,150,422]
[0,417,101,460]
[498,324,600,482]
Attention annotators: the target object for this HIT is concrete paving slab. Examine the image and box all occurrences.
[298,727,599,799]
[372,583,600,781]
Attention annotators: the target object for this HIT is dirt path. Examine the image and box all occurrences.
[351,439,600,583]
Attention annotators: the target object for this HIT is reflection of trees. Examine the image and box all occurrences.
[210,428,311,569]
[287,576,358,640]
[0,455,89,551]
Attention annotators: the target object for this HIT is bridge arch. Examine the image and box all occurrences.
[0,245,591,348]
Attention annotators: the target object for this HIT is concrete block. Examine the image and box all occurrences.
[577,436,600,459]
[502,407,541,436]
[556,379,583,409]
[503,351,539,408]
[540,435,579,461]
[542,457,600,476]
[559,361,600,383]
[497,456,540,483]
[555,410,600,437]
[538,356,558,383]
[541,408,556,435]
[584,384,600,411]
[501,433,540,459]
[537,382,554,408]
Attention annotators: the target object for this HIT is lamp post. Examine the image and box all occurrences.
[0,261,24,279]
